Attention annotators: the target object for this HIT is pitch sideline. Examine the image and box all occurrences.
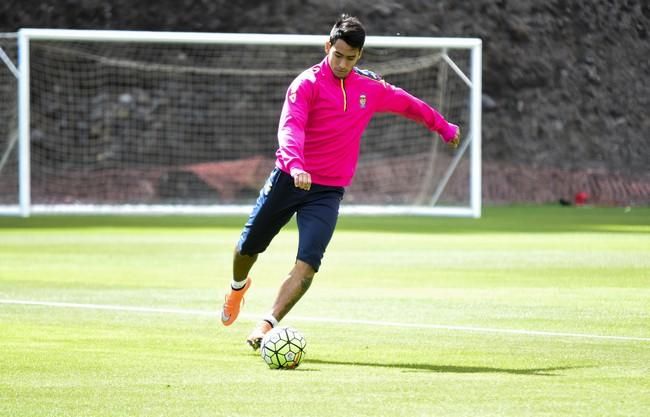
[1,298,649,343]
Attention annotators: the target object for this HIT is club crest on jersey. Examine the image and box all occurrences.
[289,83,299,103]
[359,94,367,109]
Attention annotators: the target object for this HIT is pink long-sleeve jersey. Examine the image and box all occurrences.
[275,56,459,187]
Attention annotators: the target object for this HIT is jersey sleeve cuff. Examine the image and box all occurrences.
[439,122,459,143]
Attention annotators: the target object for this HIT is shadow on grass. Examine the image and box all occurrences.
[307,358,584,376]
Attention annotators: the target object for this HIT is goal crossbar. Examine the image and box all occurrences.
[17,28,482,49]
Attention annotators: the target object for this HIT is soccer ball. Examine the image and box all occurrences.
[260,326,306,369]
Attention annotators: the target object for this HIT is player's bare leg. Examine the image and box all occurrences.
[246,260,315,350]
[233,249,257,282]
[270,260,315,321]
[220,249,257,326]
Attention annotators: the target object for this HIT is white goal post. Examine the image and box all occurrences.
[0,29,481,217]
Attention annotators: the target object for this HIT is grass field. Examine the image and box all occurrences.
[1,206,649,416]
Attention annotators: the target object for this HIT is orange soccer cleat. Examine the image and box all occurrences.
[220,278,252,326]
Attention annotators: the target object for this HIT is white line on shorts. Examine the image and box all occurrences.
[2,298,649,343]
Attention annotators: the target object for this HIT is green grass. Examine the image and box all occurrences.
[1,206,649,416]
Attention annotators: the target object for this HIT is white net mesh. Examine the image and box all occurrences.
[0,34,18,207]
[12,33,475,213]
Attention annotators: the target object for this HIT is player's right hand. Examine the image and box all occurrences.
[293,171,312,191]
[448,127,461,149]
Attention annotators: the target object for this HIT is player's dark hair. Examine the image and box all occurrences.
[329,14,366,50]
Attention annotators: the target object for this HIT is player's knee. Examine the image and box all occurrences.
[234,247,258,262]
[294,260,316,280]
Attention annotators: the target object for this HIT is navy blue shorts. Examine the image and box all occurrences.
[237,168,344,272]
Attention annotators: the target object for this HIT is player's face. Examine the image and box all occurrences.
[325,39,362,79]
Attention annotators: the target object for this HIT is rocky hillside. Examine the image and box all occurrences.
[1,0,648,204]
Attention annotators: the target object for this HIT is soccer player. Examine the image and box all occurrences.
[221,14,461,350]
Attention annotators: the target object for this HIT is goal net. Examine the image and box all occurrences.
[0,34,18,210]
[1,29,481,217]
